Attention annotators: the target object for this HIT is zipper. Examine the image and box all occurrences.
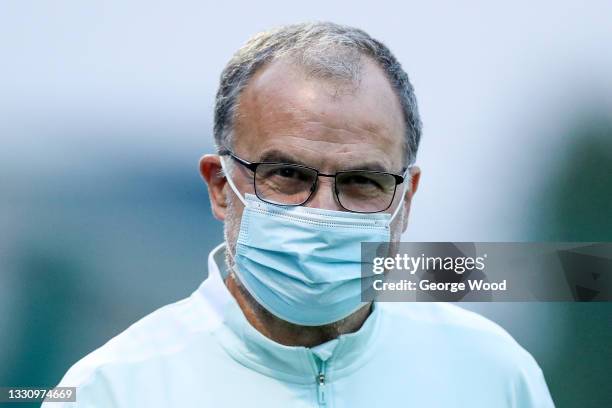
[317,359,327,406]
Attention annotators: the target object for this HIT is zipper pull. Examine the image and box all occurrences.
[317,360,327,405]
[317,373,326,405]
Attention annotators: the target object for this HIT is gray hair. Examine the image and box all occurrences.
[214,22,422,165]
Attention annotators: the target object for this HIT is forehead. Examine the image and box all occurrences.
[232,56,406,172]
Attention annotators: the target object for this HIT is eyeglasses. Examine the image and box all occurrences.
[219,149,409,213]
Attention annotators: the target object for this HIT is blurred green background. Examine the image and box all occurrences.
[1,1,611,407]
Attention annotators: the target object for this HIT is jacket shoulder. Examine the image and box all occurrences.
[57,293,215,388]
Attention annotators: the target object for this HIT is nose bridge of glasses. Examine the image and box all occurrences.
[304,173,343,210]
[313,172,336,193]
[316,171,336,178]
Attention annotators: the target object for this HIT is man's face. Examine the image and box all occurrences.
[229,56,417,229]
[199,54,421,334]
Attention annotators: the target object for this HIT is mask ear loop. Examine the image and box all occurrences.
[219,155,247,206]
[219,156,246,283]
[388,169,411,224]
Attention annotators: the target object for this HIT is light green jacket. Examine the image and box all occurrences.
[45,244,554,407]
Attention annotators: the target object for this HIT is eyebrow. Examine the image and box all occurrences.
[258,149,309,166]
[257,149,393,173]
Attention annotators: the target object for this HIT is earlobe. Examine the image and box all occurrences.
[199,154,228,221]
[400,201,410,233]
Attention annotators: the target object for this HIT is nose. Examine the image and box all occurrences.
[303,176,344,211]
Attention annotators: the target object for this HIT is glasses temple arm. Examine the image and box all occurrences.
[218,149,258,172]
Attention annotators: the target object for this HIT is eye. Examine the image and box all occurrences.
[275,167,299,178]
[341,174,382,189]
[268,166,314,182]
[351,175,375,185]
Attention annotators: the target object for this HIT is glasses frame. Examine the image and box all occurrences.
[219,149,409,213]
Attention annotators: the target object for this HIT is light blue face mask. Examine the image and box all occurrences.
[221,157,407,326]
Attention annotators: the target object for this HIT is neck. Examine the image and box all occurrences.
[225,273,372,348]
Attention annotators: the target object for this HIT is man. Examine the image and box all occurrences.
[47,22,554,407]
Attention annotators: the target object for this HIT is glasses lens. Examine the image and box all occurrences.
[255,163,317,205]
[336,171,397,213]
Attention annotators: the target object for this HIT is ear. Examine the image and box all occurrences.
[199,154,228,221]
[401,166,421,232]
